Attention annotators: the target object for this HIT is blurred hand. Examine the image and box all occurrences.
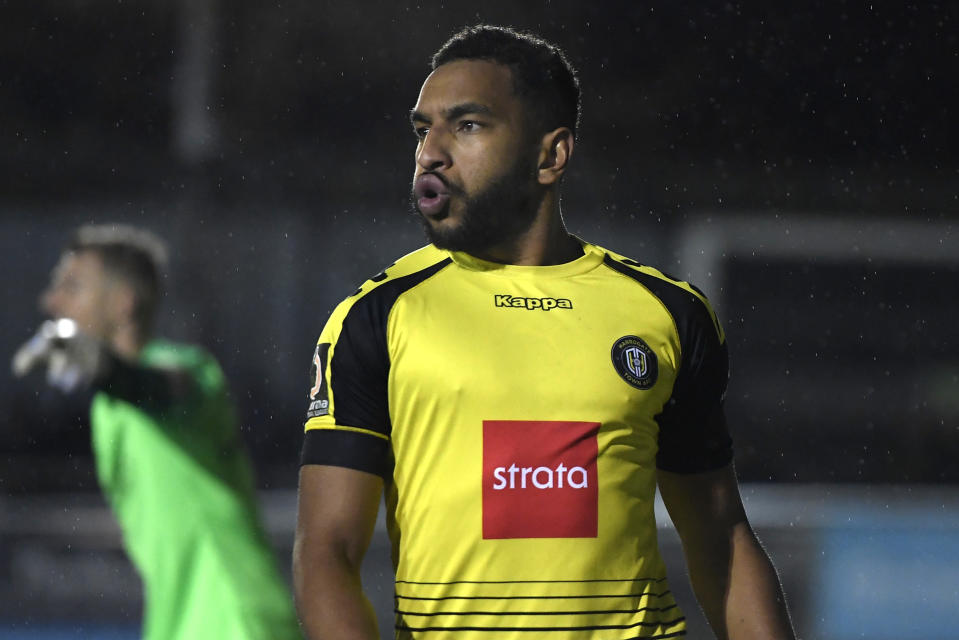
[11,318,106,392]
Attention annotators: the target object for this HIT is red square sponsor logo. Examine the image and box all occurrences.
[482,420,600,539]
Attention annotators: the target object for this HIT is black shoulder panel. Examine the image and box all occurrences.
[329,257,453,439]
[603,255,733,473]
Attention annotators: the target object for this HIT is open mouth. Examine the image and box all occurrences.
[414,174,451,218]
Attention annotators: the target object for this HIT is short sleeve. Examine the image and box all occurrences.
[299,254,452,478]
[299,293,392,477]
[654,297,733,473]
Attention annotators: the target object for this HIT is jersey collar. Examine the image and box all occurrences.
[447,239,605,279]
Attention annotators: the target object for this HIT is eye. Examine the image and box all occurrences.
[413,126,429,140]
[458,120,482,133]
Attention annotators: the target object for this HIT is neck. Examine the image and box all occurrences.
[472,192,582,266]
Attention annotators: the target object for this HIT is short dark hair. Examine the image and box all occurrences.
[431,25,581,137]
[68,224,168,339]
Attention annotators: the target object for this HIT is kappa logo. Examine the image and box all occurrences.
[494,294,573,311]
[482,420,599,539]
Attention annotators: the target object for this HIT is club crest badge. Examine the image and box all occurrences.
[611,335,658,390]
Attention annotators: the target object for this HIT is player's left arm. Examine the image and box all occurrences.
[12,318,193,412]
[657,463,797,640]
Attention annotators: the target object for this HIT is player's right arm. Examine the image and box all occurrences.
[293,274,401,639]
[293,464,383,640]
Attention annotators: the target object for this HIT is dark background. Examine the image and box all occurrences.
[2,1,957,494]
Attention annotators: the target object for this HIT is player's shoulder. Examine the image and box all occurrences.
[593,242,724,341]
[142,338,210,368]
[347,244,451,301]
[599,244,703,298]
[141,338,226,387]
[320,245,452,340]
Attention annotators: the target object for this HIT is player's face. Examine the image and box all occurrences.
[410,59,541,253]
[41,251,121,340]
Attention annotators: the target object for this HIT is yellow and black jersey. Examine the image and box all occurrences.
[302,241,732,640]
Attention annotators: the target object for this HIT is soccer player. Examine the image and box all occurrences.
[293,25,797,640]
[12,225,302,640]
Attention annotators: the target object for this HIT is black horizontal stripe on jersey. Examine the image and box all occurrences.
[394,614,685,633]
[394,577,668,585]
[601,254,733,473]
[394,588,676,602]
[395,604,679,617]
[300,428,389,476]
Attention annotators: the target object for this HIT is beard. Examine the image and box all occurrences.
[410,154,541,255]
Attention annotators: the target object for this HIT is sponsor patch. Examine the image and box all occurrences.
[482,420,599,539]
[493,294,572,311]
[611,335,658,390]
[306,343,330,418]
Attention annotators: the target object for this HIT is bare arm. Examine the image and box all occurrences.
[293,464,384,640]
[658,464,796,640]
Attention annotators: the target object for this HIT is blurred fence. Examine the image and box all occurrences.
[678,215,959,483]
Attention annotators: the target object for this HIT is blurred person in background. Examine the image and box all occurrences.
[293,25,796,640]
[12,224,302,640]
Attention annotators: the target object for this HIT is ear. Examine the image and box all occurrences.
[107,281,137,327]
[536,127,575,186]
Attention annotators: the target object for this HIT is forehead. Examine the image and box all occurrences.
[414,59,520,116]
[53,250,104,280]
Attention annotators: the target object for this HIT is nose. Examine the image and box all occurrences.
[416,128,451,172]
